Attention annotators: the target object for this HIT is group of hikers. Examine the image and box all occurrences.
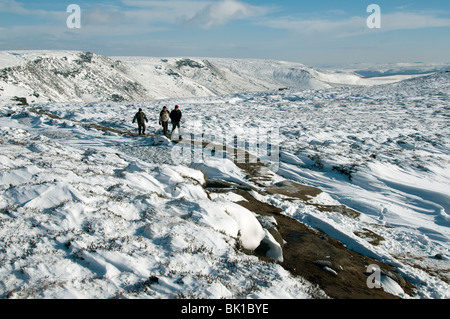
[132,105,182,140]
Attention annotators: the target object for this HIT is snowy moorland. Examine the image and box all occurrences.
[0,50,429,104]
[0,51,449,299]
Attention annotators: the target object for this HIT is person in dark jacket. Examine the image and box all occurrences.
[132,108,148,135]
[170,105,182,140]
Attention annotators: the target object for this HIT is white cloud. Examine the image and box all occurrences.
[0,0,28,14]
[382,12,450,31]
[262,16,364,36]
[184,0,270,28]
[118,0,221,25]
[0,0,69,22]
[83,5,127,26]
[260,11,450,38]
[86,0,268,28]
[1,0,271,34]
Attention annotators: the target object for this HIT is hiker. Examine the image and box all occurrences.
[170,105,183,140]
[159,106,170,136]
[132,108,148,135]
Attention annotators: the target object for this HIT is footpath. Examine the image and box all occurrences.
[28,107,416,299]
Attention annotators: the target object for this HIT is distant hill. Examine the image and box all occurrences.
[0,50,433,104]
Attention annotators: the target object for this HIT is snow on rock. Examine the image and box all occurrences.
[192,196,266,252]
[170,165,206,186]
[380,274,406,298]
[190,156,250,187]
[223,202,266,251]
[148,135,172,146]
[261,229,284,262]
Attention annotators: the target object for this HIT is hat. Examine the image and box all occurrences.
[175,105,179,109]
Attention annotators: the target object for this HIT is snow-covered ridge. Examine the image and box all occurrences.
[0,51,148,104]
[0,50,432,104]
[319,62,450,78]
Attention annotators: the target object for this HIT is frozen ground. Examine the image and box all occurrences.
[0,111,323,299]
[0,63,449,298]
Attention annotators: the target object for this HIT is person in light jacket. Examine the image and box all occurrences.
[159,106,170,136]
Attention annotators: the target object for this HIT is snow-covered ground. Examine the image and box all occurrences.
[0,106,326,299]
[0,52,449,299]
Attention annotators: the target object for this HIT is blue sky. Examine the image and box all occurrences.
[1,0,450,65]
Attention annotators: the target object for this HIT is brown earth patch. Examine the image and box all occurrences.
[232,189,415,299]
[228,154,415,299]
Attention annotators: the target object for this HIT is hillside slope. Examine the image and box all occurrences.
[0,51,426,105]
[0,51,150,104]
